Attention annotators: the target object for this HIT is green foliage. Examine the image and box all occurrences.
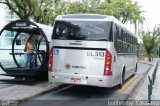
[0,0,143,25]
[139,26,160,61]
[33,0,54,24]
[0,0,60,24]
[67,0,142,24]
[51,0,68,23]
[0,0,37,20]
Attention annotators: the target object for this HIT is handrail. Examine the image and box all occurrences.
[0,49,24,50]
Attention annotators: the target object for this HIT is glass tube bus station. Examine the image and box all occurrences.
[0,20,52,80]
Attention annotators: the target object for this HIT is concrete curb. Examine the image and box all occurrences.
[115,62,154,102]
[138,61,155,66]
[127,60,158,100]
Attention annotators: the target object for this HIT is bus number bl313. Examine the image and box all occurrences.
[87,51,105,57]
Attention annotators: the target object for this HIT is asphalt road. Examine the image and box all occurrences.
[20,62,151,106]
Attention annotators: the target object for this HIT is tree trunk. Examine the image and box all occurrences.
[134,21,137,34]
[107,0,111,3]
[148,54,151,61]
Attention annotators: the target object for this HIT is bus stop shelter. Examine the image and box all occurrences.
[0,20,52,80]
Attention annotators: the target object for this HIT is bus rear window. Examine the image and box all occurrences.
[52,21,112,41]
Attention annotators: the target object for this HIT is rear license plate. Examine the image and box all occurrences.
[65,78,87,84]
[70,78,81,83]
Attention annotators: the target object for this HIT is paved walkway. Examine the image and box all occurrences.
[0,82,60,101]
[128,60,160,103]
[0,68,61,103]
[152,64,160,100]
[0,68,14,79]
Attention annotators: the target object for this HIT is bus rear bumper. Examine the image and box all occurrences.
[49,72,114,87]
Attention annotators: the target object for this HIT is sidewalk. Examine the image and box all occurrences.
[0,68,62,102]
[128,60,160,101]
[0,81,60,101]
[0,68,14,79]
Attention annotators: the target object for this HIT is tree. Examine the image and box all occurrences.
[51,0,68,23]
[67,0,142,25]
[129,2,145,34]
[33,0,66,25]
[107,0,111,3]
[132,15,145,34]
[108,0,142,24]
[0,0,142,26]
[0,0,37,20]
[67,0,96,14]
[33,0,54,24]
[0,0,60,25]
[139,26,160,61]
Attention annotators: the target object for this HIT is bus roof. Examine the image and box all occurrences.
[55,14,137,39]
[56,14,114,21]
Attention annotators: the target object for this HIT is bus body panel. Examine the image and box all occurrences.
[49,41,137,87]
[49,41,117,87]
[53,48,106,76]
[117,54,137,81]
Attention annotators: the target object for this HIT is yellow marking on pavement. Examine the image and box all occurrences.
[117,76,137,93]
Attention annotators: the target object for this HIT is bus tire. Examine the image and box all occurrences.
[135,63,137,72]
[133,63,137,76]
[118,70,125,89]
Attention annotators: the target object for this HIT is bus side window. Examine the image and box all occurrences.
[131,36,133,53]
[122,30,125,53]
[114,25,119,52]
[117,28,121,53]
[118,28,121,40]
[121,30,124,41]
[117,29,123,53]
[112,23,116,41]
[127,33,130,53]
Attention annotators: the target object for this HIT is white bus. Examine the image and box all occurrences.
[48,14,138,88]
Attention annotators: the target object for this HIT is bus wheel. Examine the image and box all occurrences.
[135,63,138,73]
[118,70,125,89]
[133,63,137,76]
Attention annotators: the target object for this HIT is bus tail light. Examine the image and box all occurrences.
[48,48,54,72]
[104,49,112,76]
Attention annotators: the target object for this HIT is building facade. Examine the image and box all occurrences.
[0,3,19,48]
